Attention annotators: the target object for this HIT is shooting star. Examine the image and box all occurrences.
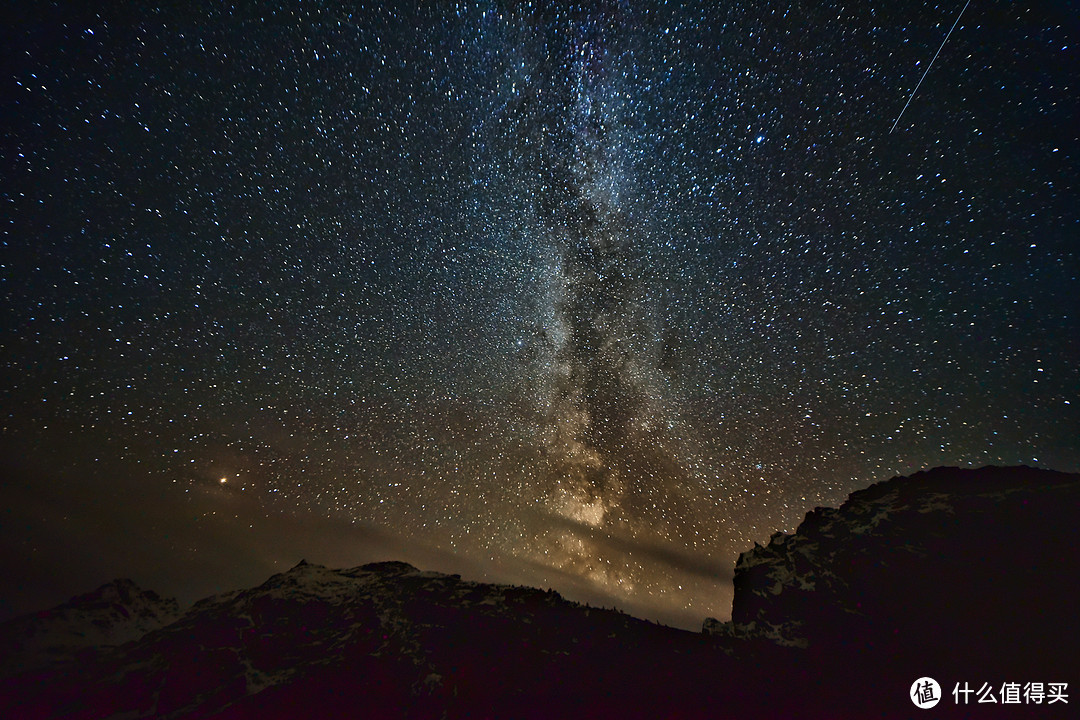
[890,0,972,134]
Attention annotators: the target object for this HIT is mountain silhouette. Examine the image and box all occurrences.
[2,466,1076,718]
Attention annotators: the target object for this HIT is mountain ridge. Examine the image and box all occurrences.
[2,465,1077,718]
[713,465,1080,661]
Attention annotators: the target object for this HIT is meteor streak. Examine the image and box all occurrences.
[890,0,972,134]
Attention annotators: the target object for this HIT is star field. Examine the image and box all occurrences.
[2,1,1077,627]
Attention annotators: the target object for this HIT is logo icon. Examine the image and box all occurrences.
[912,677,942,709]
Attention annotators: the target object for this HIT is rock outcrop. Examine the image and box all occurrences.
[715,466,1080,681]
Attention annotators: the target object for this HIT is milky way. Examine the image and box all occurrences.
[2,1,1077,627]
[494,9,714,599]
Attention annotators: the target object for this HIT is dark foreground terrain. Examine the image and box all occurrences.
[2,466,1077,718]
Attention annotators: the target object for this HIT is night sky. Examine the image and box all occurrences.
[2,1,1077,629]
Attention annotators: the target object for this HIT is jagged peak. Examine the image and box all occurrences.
[70,578,171,608]
[92,578,142,595]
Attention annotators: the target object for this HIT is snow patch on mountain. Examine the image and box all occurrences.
[0,578,180,676]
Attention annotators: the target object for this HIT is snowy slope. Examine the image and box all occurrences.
[0,578,180,676]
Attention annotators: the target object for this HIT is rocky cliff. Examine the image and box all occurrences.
[711,465,1080,681]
